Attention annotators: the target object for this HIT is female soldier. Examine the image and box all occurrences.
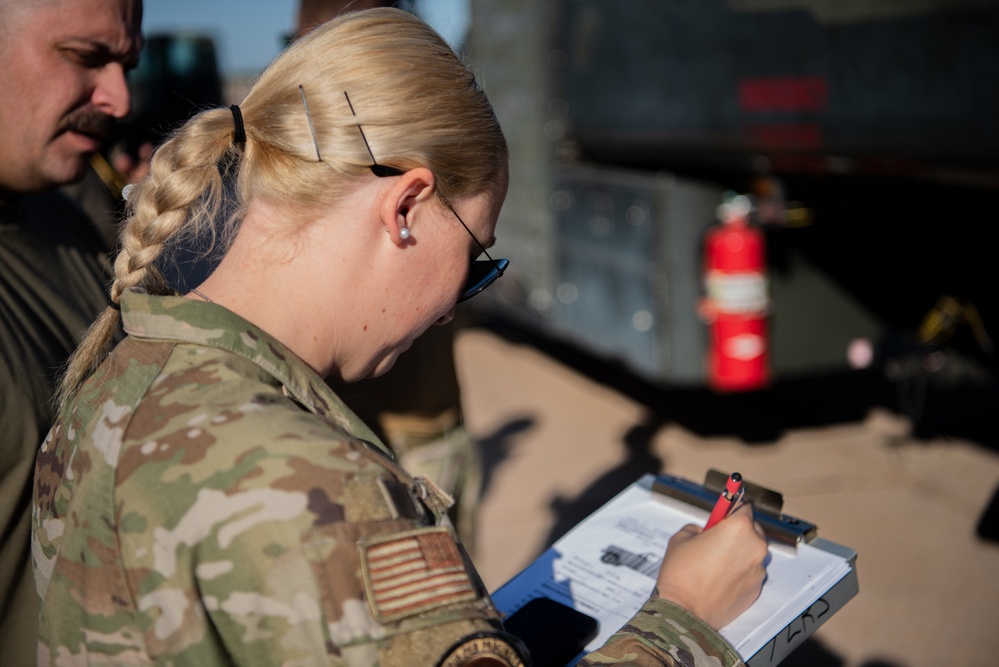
[32,8,767,666]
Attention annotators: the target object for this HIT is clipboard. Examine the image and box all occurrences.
[491,471,858,667]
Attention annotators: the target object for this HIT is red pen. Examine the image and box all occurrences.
[704,472,744,530]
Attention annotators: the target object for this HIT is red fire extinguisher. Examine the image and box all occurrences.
[701,195,770,392]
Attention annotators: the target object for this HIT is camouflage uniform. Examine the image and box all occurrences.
[336,321,482,554]
[32,290,744,666]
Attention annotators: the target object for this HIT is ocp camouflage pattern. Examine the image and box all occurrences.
[32,290,741,666]
[578,597,745,667]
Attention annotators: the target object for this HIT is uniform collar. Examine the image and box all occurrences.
[120,288,391,457]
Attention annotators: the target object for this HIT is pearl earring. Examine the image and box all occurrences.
[399,227,411,240]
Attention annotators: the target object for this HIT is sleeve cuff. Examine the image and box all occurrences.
[602,597,745,667]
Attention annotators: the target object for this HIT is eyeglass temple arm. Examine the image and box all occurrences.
[448,206,498,264]
[344,90,499,266]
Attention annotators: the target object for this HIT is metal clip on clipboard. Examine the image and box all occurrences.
[651,469,817,547]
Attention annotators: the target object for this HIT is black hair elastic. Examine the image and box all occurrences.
[108,300,121,311]
[230,104,246,145]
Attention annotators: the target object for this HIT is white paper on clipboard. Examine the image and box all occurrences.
[490,475,853,661]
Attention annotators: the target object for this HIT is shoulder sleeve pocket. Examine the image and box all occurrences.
[360,526,479,623]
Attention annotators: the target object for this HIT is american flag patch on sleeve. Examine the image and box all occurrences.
[359,527,478,622]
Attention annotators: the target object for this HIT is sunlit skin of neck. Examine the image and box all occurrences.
[191,185,384,382]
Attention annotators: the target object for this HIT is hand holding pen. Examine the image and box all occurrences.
[655,472,767,629]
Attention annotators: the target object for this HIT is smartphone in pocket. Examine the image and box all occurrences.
[503,597,600,667]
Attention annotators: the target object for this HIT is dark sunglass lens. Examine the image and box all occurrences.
[458,258,509,303]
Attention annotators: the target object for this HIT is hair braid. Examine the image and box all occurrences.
[56,108,240,409]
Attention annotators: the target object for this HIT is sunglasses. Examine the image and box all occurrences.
[329,89,508,303]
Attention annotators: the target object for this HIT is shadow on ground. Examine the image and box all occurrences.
[473,313,997,450]
[468,313,997,550]
[476,416,536,503]
[778,637,904,667]
[544,419,664,548]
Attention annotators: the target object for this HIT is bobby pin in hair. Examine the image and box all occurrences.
[343,91,376,163]
[343,91,403,178]
[299,85,322,161]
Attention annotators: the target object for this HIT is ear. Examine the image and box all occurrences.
[380,167,436,244]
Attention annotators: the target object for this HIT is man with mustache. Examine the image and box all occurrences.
[0,0,143,664]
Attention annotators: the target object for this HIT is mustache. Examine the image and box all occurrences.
[59,108,117,140]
